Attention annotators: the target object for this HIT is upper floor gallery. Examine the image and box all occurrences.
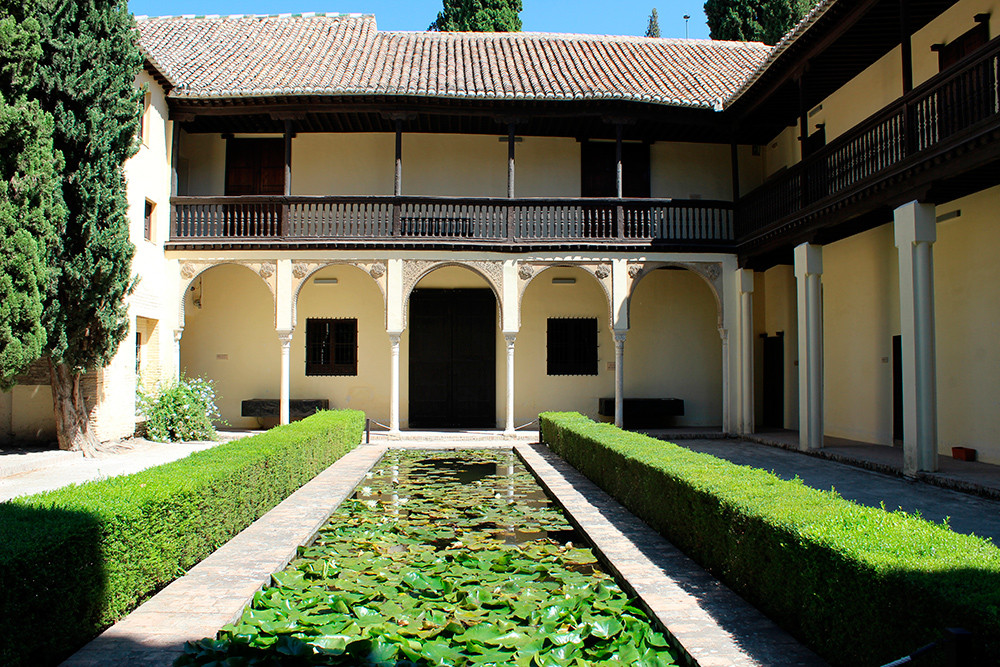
[134,0,1000,263]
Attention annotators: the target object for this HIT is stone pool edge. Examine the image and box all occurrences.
[64,440,826,667]
[62,445,390,667]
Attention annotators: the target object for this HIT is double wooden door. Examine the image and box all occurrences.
[408,289,496,428]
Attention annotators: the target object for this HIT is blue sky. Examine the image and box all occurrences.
[128,0,712,40]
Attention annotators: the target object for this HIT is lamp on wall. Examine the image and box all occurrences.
[314,278,339,285]
[552,277,576,285]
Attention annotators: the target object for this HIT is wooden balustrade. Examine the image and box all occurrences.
[738,37,1000,240]
[171,196,734,244]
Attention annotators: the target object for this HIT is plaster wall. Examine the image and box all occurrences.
[291,133,394,195]
[515,267,614,423]
[934,186,1000,463]
[822,224,900,445]
[11,386,56,442]
[180,264,280,429]
[292,265,391,425]
[626,269,723,425]
[651,142,731,201]
[0,390,13,445]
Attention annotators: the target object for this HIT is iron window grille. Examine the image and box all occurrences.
[305,318,358,376]
[547,317,598,376]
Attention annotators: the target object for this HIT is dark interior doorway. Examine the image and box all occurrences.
[761,333,784,429]
[893,335,903,443]
[409,289,496,428]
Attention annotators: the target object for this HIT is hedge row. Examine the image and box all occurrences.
[540,412,1000,667]
[0,409,365,666]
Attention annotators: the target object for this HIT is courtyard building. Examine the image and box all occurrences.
[1,0,998,476]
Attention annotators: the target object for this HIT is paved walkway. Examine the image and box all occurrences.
[671,437,1000,544]
[0,430,254,502]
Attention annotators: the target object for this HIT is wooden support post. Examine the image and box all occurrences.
[169,121,181,237]
[507,122,516,199]
[394,118,402,197]
[615,123,624,199]
[730,141,740,202]
[282,120,292,236]
[899,0,916,155]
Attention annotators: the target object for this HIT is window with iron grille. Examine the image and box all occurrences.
[547,318,598,376]
[144,200,154,241]
[305,318,357,376]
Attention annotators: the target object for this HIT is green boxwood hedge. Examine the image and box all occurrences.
[540,412,1000,666]
[0,409,365,666]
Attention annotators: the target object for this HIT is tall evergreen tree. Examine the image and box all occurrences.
[1,0,142,453]
[705,0,811,44]
[0,15,63,392]
[645,8,661,38]
[429,0,523,32]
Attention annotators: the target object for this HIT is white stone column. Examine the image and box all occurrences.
[277,330,293,425]
[738,269,755,435]
[389,332,401,434]
[173,328,184,380]
[894,201,938,474]
[614,331,627,428]
[794,243,824,451]
[504,333,517,435]
[719,327,731,434]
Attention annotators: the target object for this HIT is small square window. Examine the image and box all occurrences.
[144,199,154,241]
[547,318,598,376]
[138,92,151,145]
[306,318,358,376]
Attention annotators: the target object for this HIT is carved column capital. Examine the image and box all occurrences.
[613,331,628,346]
[173,328,184,343]
[277,330,294,347]
[504,332,517,348]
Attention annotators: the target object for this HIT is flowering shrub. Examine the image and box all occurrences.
[137,375,222,442]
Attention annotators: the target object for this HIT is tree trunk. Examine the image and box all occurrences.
[48,359,101,456]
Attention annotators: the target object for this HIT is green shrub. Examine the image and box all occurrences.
[137,375,222,442]
[0,409,365,667]
[540,412,1000,667]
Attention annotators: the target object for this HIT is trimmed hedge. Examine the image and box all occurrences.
[0,409,364,666]
[540,412,1000,667]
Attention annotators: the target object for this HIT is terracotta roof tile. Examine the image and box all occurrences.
[136,13,773,109]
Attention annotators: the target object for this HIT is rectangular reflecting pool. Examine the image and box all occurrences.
[176,449,681,666]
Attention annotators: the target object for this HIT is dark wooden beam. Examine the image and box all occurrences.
[394,118,402,196]
[731,142,741,201]
[283,119,293,196]
[507,122,516,199]
[615,123,624,198]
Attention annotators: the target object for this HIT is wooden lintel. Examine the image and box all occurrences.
[380,111,418,122]
[171,111,197,123]
[270,111,307,122]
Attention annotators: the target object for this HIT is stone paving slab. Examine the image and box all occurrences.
[516,442,827,667]
[62,445,388,667]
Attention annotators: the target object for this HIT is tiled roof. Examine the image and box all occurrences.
[136,13,772,110]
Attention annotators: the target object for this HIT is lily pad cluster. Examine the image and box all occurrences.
[177,449,679,666]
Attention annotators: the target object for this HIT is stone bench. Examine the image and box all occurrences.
[598,398,684,429]
[241,399,329,421]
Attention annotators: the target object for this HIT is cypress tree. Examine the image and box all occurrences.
[429,0,523,32]
[1,0,142,453]
[646,8,661,38]
[705,0,812,44]
[0,16,63,391]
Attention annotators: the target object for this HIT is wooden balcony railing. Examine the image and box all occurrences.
[738,36,1000,240]
[169,196,734,244]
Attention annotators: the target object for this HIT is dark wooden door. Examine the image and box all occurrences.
[409,289,495,428]
[225,139,284,195]
[761,334,784,429]
[893,335,903,443]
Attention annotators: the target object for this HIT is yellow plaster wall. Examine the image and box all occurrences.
[291,133,394,195]
[934,186,1000,462]
[514,137,581,197]
[293,266,391,424]
[11,386,56,442]
[180,264,279,429]
[762,265,799,429]
[403,134,507,197]
[0,389,11,445]
[763,125,800,177]
[626,269,723,425]
[651,142,732,200]
[822,224,900,445]
[911,0,1000,87]
[515,267,614,423]
[178,131,226,196]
